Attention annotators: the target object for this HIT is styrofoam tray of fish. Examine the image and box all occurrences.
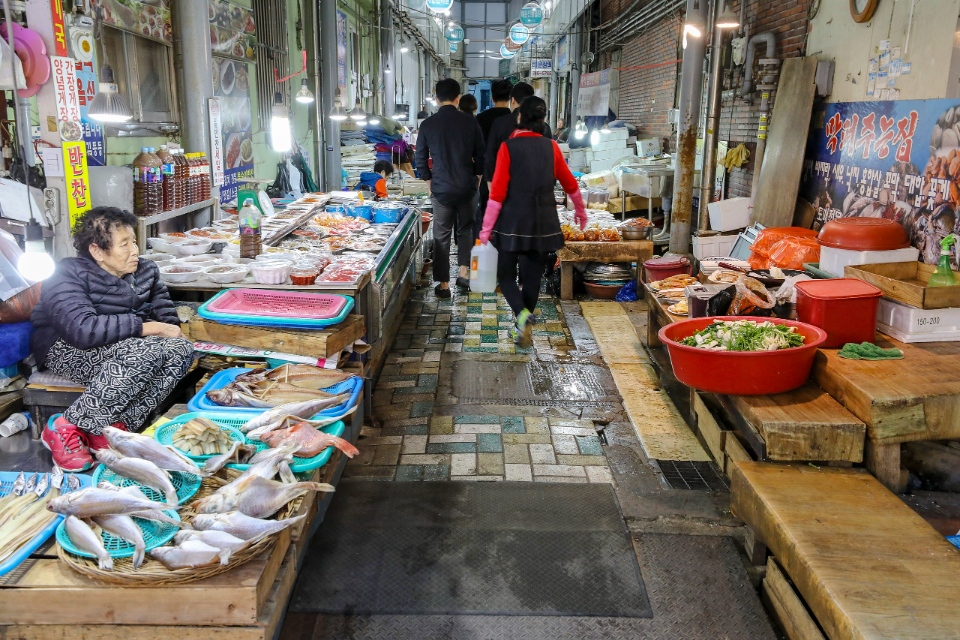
[877,322,960,343]
[0,470,90,577]
[877,298,960,335]
[187,367,363,419]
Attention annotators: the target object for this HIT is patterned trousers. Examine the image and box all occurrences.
[46,336,195,434]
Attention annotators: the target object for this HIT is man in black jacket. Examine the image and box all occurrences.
[415,78,484,296]
[475,78,513,142]
[476,82,553,240]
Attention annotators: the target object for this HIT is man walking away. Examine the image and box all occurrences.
[415,78,485,298]
[475,78,513,142]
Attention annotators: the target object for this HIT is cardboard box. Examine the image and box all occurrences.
[706,196,751,231]
[637,138,661,157]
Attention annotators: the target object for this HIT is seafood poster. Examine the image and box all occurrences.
[212,56,254,205]
[800,99,960,268]
[209,0,257,62]
[337,10,347,98]
[89,0,172,44]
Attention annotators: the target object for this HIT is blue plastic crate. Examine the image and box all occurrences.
[56,508,180,560]
[197,297,355,330]
[187,367,363,420]
[91,464,201,505]
[154,413,246,461]
[0,321,32,368]
[0,471,91,576]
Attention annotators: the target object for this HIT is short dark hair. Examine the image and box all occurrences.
[435,78,461,103]
[373,160,394,175]
[491,78,513,102]
[518,96,548,135]
[72,206,139,260]
[459,94,478,114]
[510,82,535,105]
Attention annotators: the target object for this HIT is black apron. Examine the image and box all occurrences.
[492,136,565,254]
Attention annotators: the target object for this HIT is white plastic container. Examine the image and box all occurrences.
[706,197,752,231]
[470,241,498,293]
[692,234,739,261]
[820,246,920,277]
[876,297,960,337]
[249,259,293,285]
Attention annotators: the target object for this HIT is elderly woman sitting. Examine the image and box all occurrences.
[31,207,193,471]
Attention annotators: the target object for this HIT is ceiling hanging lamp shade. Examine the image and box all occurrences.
[88,65,133,123]
[295,78,315,103]
[349,98,367,121]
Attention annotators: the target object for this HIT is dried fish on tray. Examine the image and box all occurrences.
[173,418,237,456]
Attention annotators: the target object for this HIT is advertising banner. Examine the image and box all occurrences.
[213,57,254,205]
[51,56,82,142]
[90,0,172,44]
[577,69,610,116]
[209,0,256,61]
[74,59,105,166]
[208,98,225,187]
[337,10,348,98]
[556,35,568,71]
[530,58,552,78]
[62,141,91,227]
[801,98,960,268]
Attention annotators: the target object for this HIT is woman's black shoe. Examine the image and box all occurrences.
[435,284,452,299]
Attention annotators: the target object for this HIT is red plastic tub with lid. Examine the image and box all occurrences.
[794,278,883,348]
[658,316,828,395]
[643,255,690,283]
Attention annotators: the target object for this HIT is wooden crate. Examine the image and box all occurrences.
[845,262,960,310]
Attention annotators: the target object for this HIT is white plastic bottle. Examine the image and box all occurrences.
[470,240,498,293]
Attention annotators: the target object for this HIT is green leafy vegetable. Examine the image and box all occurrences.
[680,320,805,351]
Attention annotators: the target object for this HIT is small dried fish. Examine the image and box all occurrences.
[174,530,249,565]
[191,475,333,518]
[172,418,235,456]
[229,442,300,486]
[149,539,220,570]
[260,423,359,459]
[191,511,306,543]
[92,514,146,569]
[67,474,81,491]
[64,515,113,570]
[104,427,205,476]
[239,396,351,434]
[237,365,355,390]
[95,449,178,506]
[245,407,354,441]
[48,487,160,518]
[202,439,245,475]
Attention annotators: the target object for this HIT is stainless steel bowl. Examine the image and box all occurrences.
[620,226,654,240]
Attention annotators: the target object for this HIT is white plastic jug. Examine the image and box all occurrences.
[470,241,498,293]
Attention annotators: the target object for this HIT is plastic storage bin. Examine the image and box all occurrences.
[643,255,691,283]
[875,298,960,343]
[818,246,920,277]
[795,278,883,348]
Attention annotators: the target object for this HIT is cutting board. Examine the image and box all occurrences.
[752,56,819,228]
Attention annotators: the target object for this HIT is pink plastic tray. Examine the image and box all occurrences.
[204,288,349,320]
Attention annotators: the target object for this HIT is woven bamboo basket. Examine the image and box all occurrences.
[58,468,306,585]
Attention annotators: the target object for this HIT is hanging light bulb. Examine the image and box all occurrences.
[600,120,611,134]
[329,90,348,121]
[682,1,705,49]
[88,65,133,123]
[357,118,368,126]
[400,38,409,53]
[369,116,380,126]
[589,129,600,146]
[270,91,292,152]
[295,78,315,104]
[573,118,587,139]
[715,2,740,29]
[349,97,367,121]
[17,220,55,281]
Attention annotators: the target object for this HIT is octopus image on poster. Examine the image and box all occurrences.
[801,98,960,268]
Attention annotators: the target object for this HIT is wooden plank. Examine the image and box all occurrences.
[762,557,827,640]
[556,239,653,264]
[729,384,865,463]
[744,526,768,566]
[182,313,366,360]
[731,462,960,640]
[812,337,960,444]
[693,393,726,468]
[724,432,752,469]
[845,262,959,310]
[0,624,265,640]
[864,440,904,494]
[752,56,819,228]
[560,262,574,301]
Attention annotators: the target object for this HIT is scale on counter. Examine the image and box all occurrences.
[237,178,276,217]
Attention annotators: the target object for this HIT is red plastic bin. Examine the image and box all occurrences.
[658,317,828,395]
[794,278,882,348]
[643,255,690,283]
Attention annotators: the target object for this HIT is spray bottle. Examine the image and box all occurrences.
[928,234,959,287]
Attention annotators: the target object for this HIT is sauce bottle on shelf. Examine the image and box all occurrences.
[132,146,150,216]
[133,146,162,216]
[186,153,199,205]
[156,145,176,211]
[238,197,262,258]
[198,152,211,202]
[174,149,188,208]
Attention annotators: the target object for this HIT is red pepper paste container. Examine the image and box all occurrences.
[643,255,691,283]
[794,278,882,348]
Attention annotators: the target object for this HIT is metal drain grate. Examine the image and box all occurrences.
[452,362,616,403]
[655,460,729,492]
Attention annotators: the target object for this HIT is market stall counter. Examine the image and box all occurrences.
[557,240,654,300]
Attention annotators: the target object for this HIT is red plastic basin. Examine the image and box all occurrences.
[643,256,691,283]
[795,278,882,348]
[658,316,828,395]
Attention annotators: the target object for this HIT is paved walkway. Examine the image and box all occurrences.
[283,275,777,639]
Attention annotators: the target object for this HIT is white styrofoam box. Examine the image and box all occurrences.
[637,138,660,157]
[568,149,586,165]
[557,143,570,153]
[820,246,920,277]
[876,297,960,335]
[692,233,740,261]
[606,128,629,141]
[707,197,753,231]
[590,159,616,172]
[878,322,960,343]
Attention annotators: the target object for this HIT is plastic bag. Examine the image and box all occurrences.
[615,280,638,302]
[729,275,776,316]
[766,236,821,270]
[750,227,818,258]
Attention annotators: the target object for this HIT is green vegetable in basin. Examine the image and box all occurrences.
[680,320,805,352]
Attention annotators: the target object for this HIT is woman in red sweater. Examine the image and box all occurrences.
[479,96,587,347]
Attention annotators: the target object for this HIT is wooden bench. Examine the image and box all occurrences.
[731,461,960,640]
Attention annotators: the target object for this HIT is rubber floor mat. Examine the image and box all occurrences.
[290,480,652,618]
[452,361,619,404]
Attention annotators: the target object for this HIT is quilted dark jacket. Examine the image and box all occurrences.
[30,257,180,368]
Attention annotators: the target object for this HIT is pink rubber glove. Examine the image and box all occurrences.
[570,190,587,230]
[479,199,502,244]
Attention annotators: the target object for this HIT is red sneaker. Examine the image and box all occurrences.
[85,422,128,452]
[41,416,93,472]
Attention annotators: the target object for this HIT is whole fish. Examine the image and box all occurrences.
[149,539,220,570]
[64,515,113,570]
[97,482,189,529]
[92,514,146,569]
[191,475,333,518]
[95,449,178,506]
[246,407,354,442]
[206,388,274,408]
[67,474,82,491]
[229,442,300,486]
[174,530,249,565]
[103,427,205,476]
[238,364,355,390]
[260,423,359,459]
[48,486,160,518]
[208,382,336,408]
[191,511,306,543]
[239,396,351,434]
[202,439,245,475]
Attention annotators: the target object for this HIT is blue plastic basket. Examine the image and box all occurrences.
[0,471,90,577]
[150,412,346,474]
[91,464,201,505]
[187,367,363,419]
[56,509,180,560]
[197,297,355,330]
[154,413,246,462]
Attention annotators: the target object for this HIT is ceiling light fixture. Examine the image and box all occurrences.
[295,78,315,103]
[88,64,133,123]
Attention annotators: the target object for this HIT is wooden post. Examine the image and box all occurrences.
[560,262,574,301]
[744,525,768,566]
[864,440,905,493]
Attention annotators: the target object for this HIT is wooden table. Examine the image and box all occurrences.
[556,240,654,300]
[731,461,960,640]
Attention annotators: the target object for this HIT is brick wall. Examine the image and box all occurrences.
[612,0,811,195]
